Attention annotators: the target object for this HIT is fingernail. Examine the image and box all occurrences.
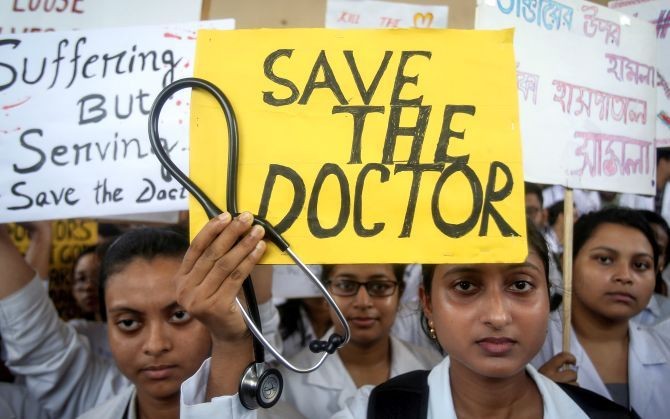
[253,240,266,255]
[250,225,264,238]
[239,212,253,224]
[217,212,231,222]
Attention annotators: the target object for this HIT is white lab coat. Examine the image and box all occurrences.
[180,356,588,419]
[180,358,305,419]
[69,319,113,361]
[632,293,670,326]
[619,183,670,226]
[279,334,441,419]
[0,276,129,419]
[77,386,136,419]
[0,382,49,419]
[531,311,670,418]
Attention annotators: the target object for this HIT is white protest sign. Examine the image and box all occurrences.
[0,19,234,223]
[0,0,203,34]
[476,0,656,195]
[610,0,670,148]
[325,0,448,28]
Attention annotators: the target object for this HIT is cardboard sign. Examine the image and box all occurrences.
[189,28,526,264]
[325,0,448,29]
[0,0,203,34]
[9,220,98,319]
[610,0,670,148]
[476,0,657,195]
[0,19,234,223]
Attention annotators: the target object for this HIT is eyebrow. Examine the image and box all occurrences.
[107,301,182,315]
[440,262,541,276]
[335,273,393,281]
[589,246,653,258]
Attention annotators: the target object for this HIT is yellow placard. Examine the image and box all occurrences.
[189,28,526,264]
[9,220,99,269]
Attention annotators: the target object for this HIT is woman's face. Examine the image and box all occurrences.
[422,252,549,379]
[573,223,655,322]
[327,264,400,347]
[105,256,211,402]
[72,252,100,315]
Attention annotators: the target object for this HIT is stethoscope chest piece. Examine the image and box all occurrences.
[239,362,283,410]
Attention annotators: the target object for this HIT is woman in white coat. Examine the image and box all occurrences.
[535,208,670,418]
[278,264,441,419]
[176,216,628,418]
[0,225,215,419]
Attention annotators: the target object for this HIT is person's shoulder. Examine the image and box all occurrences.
[76,386,135,419]
[555,383,641,419]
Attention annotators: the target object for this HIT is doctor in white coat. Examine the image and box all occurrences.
[534,208,670,418]
[177,216,606,418]
[277,263,441,419]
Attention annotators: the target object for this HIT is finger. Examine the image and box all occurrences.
[546,352,576,369]
[180,213,232,275]
[554,370,578,384]
[185,212,255,290]
[198,223,266,301]
[206,239,267,311]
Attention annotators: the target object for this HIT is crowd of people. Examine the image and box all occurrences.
[1,175,670,418]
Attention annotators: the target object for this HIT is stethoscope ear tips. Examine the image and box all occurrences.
[308,333,346,355]
[239,362,283,410]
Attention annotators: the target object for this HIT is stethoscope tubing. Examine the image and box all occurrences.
[148,77,350,374]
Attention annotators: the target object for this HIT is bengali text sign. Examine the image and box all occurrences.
[610,0,670,147]
[477,0,657,194]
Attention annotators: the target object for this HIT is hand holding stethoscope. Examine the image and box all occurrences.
[148,78,351,409]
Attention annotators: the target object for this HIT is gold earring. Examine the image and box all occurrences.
[428,320,437,341]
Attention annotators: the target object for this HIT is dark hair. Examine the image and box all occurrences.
[98,227,189,321]
[73,245,97,268]
[637,210,670,294]
[277,299,315,349]
[321,264,407,297]
[572,207,659,269]
[657,147,670,164]
[524,182,544,208]
[421,221,550,297]
[637,209,670,266]
[547,200,564,227]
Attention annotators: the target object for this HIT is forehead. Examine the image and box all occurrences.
[525,193,541,208]
[76,253,99,269]
[433,251,545,279]
[104,256,181,308]
[583,223,653,254]
[329,264,395,279]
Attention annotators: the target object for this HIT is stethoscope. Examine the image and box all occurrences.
[148,77,351,409]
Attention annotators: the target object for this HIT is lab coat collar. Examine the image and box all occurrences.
[426,357,587,419]
[303,334,426,390]
[629,323,668,416]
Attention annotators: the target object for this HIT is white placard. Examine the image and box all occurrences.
[325,0,448,29]
[0,0,203,33]
[610,0,670,148]
[476,0,656,195]
[0,19,235,223]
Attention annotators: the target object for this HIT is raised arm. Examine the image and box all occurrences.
[0,224,37,298]
[22,221,52,281]
[176,212,266,400]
